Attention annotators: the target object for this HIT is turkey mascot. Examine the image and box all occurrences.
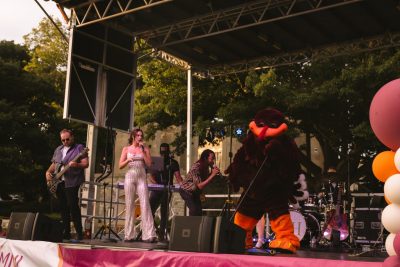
[226,108,302,253]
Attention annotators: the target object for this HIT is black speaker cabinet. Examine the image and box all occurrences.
[169,216,215,252]
[213,216,245,254]
[354,208,385,244]
[6,212,37,240]
[6,212,63,242]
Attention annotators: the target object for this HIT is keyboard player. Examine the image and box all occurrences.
[149,143,183,242]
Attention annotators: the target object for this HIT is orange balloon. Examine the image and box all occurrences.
[372,151,399,182]
[384,194,392,205]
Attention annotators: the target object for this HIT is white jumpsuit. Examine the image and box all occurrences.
[124,151,156,241]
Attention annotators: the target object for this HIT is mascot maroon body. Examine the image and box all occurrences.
[226,108,301,253]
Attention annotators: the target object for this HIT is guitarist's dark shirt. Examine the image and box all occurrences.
[51,143,87,188]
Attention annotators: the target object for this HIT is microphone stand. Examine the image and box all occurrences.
[219,125,234,218]
[161,154,173,243]
[93,123,121,242]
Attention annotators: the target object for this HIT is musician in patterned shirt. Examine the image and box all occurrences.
[45,129,88,241]
[179,149,220,216]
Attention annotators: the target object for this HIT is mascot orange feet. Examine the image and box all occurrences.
[269,213,300,253]
[234,212,258,249]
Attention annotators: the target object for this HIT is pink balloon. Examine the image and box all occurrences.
[383,256,400,267]
[395,233,400,255]
[369,79,400,151]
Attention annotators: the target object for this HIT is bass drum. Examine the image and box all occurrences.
[289,210,321,246]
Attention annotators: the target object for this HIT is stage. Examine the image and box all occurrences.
[1,237,385,267]
[60,240,386,267]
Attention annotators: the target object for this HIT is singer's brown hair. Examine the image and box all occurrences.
[197,149,215,179]
[128,128,143,145]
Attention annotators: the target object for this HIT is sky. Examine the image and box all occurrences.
[0,0,65,44]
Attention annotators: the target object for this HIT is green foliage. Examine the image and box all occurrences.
[135,46,400,186]
[23,17,69,93]
[243,49,400,183]
[0,41,61,200]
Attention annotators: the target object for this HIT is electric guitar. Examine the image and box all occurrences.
[47,147,89,197]
[323,182,349,241]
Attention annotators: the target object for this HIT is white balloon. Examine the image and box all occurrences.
[382,204,400,233]
[384,174,400,205]
[386,233,397,256]
[395,148,400,172]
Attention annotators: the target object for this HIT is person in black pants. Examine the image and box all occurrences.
[179,149,220,216]
[45,129,88,241]
[149,143,183,241]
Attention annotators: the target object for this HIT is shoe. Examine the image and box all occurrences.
[63,233,71,240]
[124,238,136,242]
[142,237,157,243]
[255,239,265,249]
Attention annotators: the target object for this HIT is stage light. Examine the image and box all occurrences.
[235,127,244,137]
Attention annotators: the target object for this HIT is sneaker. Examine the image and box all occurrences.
[255,239,265,249]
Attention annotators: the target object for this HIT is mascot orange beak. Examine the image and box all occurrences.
[249,121,288,140]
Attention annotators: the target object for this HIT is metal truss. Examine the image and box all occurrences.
[71,0,173,27]
[153,49,190,69]
[207,31,400,76]
[137,0,363,48]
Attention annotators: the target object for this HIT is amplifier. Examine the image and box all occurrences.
[351,193,385,210]
[353,209,385,244]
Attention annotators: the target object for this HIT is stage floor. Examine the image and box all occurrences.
[58,238,386,266]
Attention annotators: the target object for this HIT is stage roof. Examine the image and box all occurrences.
[53,0,400,75]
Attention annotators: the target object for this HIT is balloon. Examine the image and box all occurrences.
[385,195,393,205]
[386,233,397,256]
[394,234,400,256]
[372,151,399,182]
[383,256,400,267]
[369,79,400,151]
[385,174,400,205]
[395,148,400,172]
[382,204,400,233]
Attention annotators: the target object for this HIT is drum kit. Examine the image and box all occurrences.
[289,180,346,247]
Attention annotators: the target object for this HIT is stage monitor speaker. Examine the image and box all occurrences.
[6,212,63,242]
[169,216,215,252]
[213,216,245,254]
[6,212,37,240]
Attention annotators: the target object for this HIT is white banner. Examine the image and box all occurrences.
[0,238,61,267]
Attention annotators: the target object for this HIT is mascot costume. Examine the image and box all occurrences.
[226,108,302,253]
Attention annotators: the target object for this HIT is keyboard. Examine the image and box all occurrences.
[116,182,180,192]
[148,184,181,192]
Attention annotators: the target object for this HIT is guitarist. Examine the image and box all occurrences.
[45,129,89,241]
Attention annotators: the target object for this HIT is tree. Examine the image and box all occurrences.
[23,17,69,94]
[135,59,244,151]
[243,48,400,187]
[0,41,61,201]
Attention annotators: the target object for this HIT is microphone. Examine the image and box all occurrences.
[213,165,222,178]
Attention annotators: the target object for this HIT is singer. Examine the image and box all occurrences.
[179,149,220,216]
[119,128,157,242]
